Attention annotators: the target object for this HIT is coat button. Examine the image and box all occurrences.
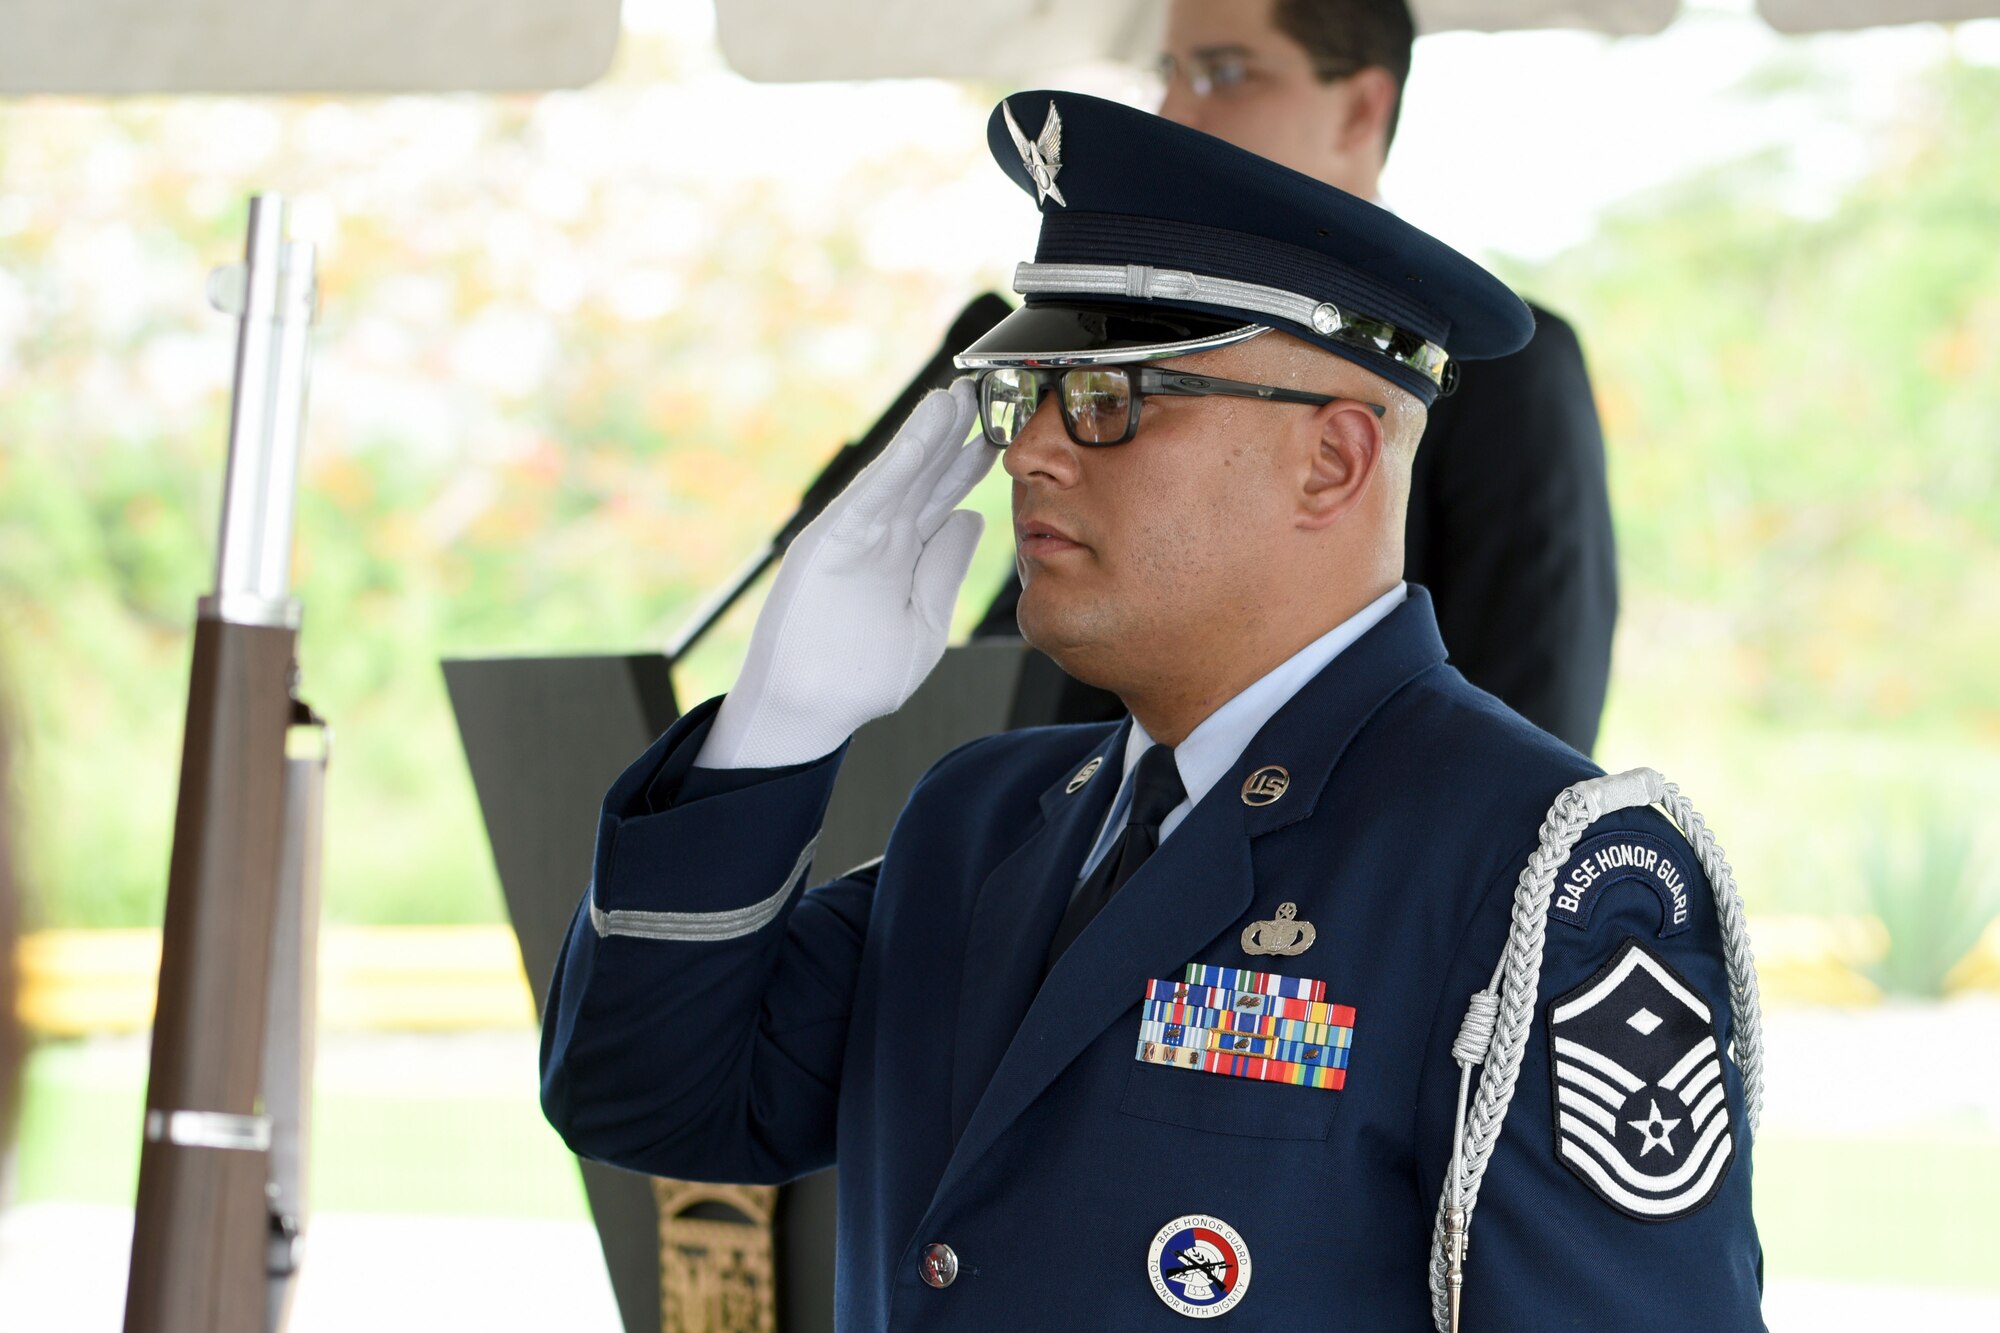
[919,1242,959,1289]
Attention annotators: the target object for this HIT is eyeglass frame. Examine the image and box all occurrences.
[1154,48,1371,99]
[973,363,1386,449]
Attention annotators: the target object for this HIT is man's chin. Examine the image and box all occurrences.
[1017,591,1120,690]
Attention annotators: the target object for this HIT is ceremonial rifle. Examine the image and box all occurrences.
[123,195,330,1333]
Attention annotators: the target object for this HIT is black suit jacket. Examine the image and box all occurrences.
[973,303,1618,753]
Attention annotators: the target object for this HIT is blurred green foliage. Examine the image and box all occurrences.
[0,40,1994,933]
[1522,59,2000,742]
[1519,58,2000,938]
[0,30,1021,929]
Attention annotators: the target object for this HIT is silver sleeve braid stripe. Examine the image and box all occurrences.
[1425,769,1764,1332]
[589,835,819,943]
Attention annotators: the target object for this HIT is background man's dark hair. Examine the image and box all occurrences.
[1271,0,1417,148]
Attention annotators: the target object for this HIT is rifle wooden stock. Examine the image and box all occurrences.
[124,615,298,1333]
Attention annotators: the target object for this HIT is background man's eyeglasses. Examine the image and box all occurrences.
[1154,49,1369,98]
[975,365,1384,449]
[1155,50,1255,98]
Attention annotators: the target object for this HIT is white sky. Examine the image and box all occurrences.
[1388,3,2000,260]
[622,0,2000,268]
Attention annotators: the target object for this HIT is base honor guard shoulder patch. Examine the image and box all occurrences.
[1549,936,1736,1221]
[1552,830,1696,937]
[1146,1214,1251,1318]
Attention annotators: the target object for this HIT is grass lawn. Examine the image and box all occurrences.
[1754,1126,1995,1290]
[14,1037,590,1220]
[13,1037,1993,1292]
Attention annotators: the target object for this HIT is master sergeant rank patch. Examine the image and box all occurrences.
[1548,936,1736,1221]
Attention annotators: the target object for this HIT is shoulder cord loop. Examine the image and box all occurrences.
[1426,767,1764,1332]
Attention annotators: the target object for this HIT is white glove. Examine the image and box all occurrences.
[695,377,997,769]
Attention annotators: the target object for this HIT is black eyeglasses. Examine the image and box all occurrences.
[974,365,1385,448]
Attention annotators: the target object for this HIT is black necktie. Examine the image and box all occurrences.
[1045,744,1186,972]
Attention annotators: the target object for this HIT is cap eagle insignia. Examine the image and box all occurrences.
[1003,98,1067,208]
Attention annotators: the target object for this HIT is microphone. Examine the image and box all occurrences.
[668,291,1014,664]
[776,292,1013,547]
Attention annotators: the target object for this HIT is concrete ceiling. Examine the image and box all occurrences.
[0,0,1991,96]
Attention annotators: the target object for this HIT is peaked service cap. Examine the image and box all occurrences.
[953,90,1534,405]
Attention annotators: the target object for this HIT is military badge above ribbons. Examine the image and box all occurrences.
[1137,965,1353,1091]
[1549,937,1735,1220]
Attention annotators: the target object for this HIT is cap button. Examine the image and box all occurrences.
[919,1242,959,1288]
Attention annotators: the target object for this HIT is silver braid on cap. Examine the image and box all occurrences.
[1011,261,1452,388]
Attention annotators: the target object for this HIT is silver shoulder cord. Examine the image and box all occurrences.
[1427,767,1765,1332]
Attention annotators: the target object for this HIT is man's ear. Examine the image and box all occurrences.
[1334,66,1399,157]
[1297,400,1384,531]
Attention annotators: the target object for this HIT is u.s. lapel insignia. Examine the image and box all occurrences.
[1241,902,1316,956]
[1240,765,1289,806]
[1147,1214,1251,1318]
[1066,756,1102,794]
[1002,98,1067,208]
[1548,937,1734,1221]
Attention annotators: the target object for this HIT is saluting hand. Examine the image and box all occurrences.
[696,378,996,769]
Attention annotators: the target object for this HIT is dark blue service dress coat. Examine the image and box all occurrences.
[541,590,1765,1330]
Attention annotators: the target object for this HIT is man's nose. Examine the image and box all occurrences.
[1001,394,1079,485]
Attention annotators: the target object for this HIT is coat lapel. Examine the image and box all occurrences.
[932,766,1254,1210]
[948,723,1127,1138]
[928,588,1452,1211]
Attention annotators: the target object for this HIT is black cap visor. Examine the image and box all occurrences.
[952,301,1266,370]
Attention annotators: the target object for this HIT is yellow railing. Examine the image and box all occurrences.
[17,925,539,1037]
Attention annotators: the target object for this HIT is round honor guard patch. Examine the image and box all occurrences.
[1147,1214,1251,1318]
[1067,757,1103,793]
[1240,766,1290,807]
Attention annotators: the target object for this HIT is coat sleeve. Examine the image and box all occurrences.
[538,695,876,1186]
[1408,307,1618,755]
[1414,805,1766,1332]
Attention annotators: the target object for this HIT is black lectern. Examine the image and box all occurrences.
[443,653,680,1333]
[445,639,1088,1332]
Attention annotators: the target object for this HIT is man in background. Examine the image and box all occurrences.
[976,0,1618,755]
